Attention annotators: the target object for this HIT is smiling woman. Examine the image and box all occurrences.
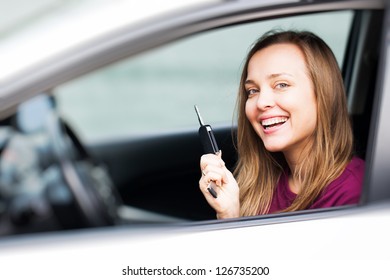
[244,43,317,156]
[199,31,365,218]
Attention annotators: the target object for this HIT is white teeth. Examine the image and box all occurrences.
[261,117,288,127]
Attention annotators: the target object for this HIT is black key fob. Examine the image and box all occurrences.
[194,105,219,198]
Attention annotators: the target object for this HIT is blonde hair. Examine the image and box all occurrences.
[235,31,353,215]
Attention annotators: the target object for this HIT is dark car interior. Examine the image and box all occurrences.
[0,8,384,235]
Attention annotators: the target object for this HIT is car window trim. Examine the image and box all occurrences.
[364,5,390,203]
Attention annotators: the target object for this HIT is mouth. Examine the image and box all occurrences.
[261,117,288,131]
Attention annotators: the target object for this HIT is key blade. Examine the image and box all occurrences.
[194,105,205,126]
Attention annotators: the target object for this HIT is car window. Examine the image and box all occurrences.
[55,10,353,142]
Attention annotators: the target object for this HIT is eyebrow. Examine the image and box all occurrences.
[268,72,293,79]
[245,72,293,85]
[244,79,256,86]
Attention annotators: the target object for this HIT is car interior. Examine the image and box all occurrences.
[0,8,384,235]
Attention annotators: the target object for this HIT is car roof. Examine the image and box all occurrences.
[0,0,219,84]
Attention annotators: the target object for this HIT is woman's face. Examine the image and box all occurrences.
[245,43,317,162]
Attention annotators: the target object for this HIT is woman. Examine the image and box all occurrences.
[199,31,365,219]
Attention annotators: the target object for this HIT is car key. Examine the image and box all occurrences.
[194,105,219,198]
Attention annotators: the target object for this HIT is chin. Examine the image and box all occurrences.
[263,144,284,153]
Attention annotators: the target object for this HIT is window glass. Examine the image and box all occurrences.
[55,11,353,142]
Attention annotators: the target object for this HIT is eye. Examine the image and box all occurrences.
[275,82,289,89]
[246,88,259,97]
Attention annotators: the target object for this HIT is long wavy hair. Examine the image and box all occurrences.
[235,31,353,215]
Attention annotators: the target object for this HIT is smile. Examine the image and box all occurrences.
[261,117,288,130]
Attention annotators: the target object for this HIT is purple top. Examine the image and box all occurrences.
[267,157,365,214]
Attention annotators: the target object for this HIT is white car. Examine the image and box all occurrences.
[0,0,389,279]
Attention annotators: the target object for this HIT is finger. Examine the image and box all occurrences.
[201,181,221,201]
[221,166,229,184]
[202,164,224,176]
[206,182,218,198]
[201,165,229,186]
[199,177,219,197]
[200,154,219,170]
[200,153,226,171]
[204,171,223,187]
[199,174,222,199]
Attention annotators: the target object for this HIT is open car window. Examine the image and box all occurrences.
[55,10,353,142]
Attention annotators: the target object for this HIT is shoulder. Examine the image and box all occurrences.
[344,157,365,180]
[330,156,365,191]
[311,157,365,208]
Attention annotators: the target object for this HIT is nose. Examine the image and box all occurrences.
[256,88,275,110]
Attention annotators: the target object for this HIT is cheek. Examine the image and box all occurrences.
[307,107,318,132]
[245,99,256,121]
[298,97,317,134]
[304,93,317,124]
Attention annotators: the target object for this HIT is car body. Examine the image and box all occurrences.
[0,0,389,279]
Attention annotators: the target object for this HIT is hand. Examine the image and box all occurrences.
[199,151,240,219]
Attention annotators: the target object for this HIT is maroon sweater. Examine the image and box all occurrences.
[267,157,365,214]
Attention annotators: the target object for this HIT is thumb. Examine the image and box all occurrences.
[216,150,230,184]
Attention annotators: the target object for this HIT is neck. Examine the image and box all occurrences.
[288,175,300,194]
[284,152,299,174]
[283,136,314,174]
